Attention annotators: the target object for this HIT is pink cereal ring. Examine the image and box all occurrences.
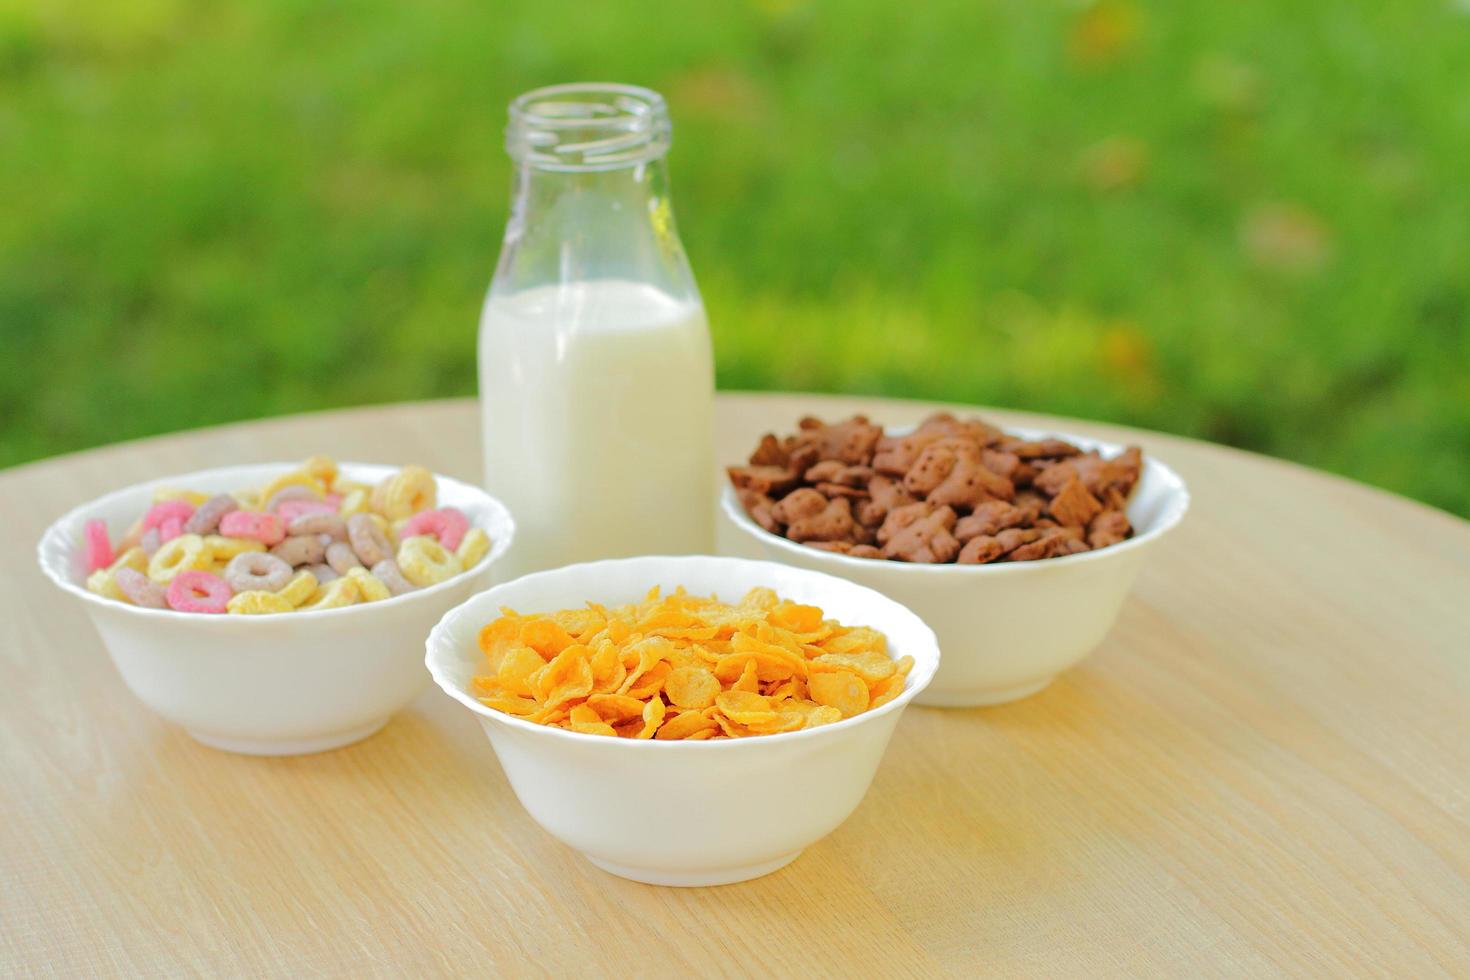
[143,500,195,531]
[399,507,470,551]
[165,570,231,614]
[158,515,186,543]
[276,498,337,522]
[84,519,114,573]
[218,510,286,546]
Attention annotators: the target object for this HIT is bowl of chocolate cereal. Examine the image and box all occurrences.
[721,413,1189,706]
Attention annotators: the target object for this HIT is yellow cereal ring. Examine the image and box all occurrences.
[277,569,318,606]
[397,535,462,587]
[230,489,262,510]
[300,577,361,610]
[86,568,127,601]
[147,533,212,585]
[346,566,391,602]
[153,488,211,507]
[456,528,491,568]
[302,454,338,491]
[338,488,371,517]
[371,465,436,520]
[334,479,369,496]
[227,590,294,615]
[258,470,325,508]
[109,546,149,575]
[204,534,266,561]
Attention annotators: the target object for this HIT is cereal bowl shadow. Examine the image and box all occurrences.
[721,425,1190,707]
[425,554,939,887]
[37,462,515,755]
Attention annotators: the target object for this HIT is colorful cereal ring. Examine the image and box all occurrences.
[276,498,337,522]
[456,527,492,568]
[398,507,470,552]
[288,513,347,541]
[158,515,186,543]
[224,552,293,594]
[260,472,325,510]
[325,541,363,575]
[114,567,167,608]
[183,494,238,536]
[143,500,195,531]
[218,510,286,546]
[370,465,436,521]
[304,562,340,584]
[346,566,391,602]
[397,535,462,587]
[226,590,293,615]
[277,569,318,606]
[147,533,211,584]
[165,570,231,614]
[346,513,392,566]
[300,577,361,610]
[370,558,417,596]
[84,519,114,573]
[271,534,325,567]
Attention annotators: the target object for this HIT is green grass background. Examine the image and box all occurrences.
[2,0,1468,515]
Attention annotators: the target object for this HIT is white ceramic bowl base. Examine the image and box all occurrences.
[722,426,1190,708]
[426,556,939,887]
[38,463,515,755]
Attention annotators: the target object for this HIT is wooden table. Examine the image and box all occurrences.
[4,394,1469,977]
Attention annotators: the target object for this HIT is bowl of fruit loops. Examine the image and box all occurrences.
[722,413,1189,708]
[425,554,939,887]
[38,456,514,755]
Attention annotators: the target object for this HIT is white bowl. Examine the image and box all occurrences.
[37,462,515,755]
[721,426,1189,707]
[425,555,938,887]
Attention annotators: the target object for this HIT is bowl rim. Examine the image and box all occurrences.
[722,422,1191,575]
[35,460,516,623]
[424,554,940,750]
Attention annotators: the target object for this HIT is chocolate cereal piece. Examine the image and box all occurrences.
[957,527,1042,564]
[804,460,873,487]
[785,496,856,544]
[727,464,802,498]
[882,504,961,564]
[1047,478,1104,529]
[1005,527,1088,562]
[858,475,917,527]
[1088,510,1133,549]
[796,416,883,465]
[954,500,1030,542]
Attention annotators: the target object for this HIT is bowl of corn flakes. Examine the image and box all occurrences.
[37,459,515,755]
[425,554,939,887]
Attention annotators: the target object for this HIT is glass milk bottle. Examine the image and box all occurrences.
[479,83,715,576]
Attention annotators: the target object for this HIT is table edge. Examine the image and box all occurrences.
[4,392,1467,539]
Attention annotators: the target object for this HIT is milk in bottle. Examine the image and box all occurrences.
[479,85,715,576]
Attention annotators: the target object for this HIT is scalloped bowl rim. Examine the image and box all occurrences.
[36,461,516,626]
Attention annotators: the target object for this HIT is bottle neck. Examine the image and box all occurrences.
[494,156,696,301]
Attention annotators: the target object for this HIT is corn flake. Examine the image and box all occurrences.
[471,587,904,739]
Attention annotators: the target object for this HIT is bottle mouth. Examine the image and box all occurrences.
[506,83,672,171]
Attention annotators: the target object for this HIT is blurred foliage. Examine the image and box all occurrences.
[1,0,1467,515]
